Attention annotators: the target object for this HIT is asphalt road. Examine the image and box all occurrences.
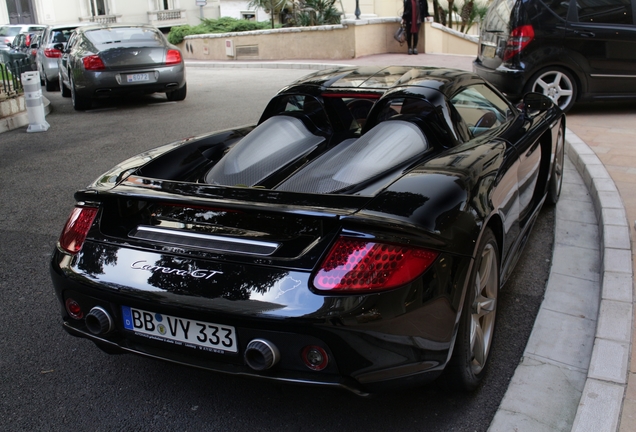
[0,68,555,431]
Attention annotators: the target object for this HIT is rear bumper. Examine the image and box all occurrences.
[50,244,467,394]
[473,60,526,101]
[75,62,186,97]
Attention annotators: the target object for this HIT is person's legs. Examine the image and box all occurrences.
[406,31,414,54]
[412,31,419,54]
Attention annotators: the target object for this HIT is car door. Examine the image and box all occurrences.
[564,0,636,96]
[449,84,539,257]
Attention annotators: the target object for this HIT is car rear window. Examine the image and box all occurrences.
[84,27,163,46]
[0,26,21,36]
[482,0,515,33]
[49,29,74,44]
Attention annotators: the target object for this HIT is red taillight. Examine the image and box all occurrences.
[25,34,31,46]
[165,49,182,65]
[503,25,535,61]
[312,237,439,293]
[44,48,62,58]
[58,207,98,254]
[82,55,105,70]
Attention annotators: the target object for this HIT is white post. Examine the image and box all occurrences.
[21,71,50,133]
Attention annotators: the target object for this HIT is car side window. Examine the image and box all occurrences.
[576,0,633,24]
[450,85,509,137]
[540,0,570,19]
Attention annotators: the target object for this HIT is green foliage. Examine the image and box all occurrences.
[167,17,275,45]
[248,0,291,14]
[287,0,341,26]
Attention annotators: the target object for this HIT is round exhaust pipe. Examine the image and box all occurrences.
[244,339,280,371]
[85,306,114,335]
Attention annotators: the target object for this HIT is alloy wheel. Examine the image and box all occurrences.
[470,242,498,375]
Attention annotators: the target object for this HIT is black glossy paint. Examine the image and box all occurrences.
[51,66,565,394]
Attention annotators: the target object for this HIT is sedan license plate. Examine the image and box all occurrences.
[126,73,150,83]
[482,45,496,58]
[122,306,237,353]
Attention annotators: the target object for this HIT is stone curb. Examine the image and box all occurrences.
[0,95,52,134]
[566,129,633,432]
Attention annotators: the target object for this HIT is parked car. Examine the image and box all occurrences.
[0,31,41,75]
[473,0,636,112]
[0,24,45,52]
[50,66,565,394]
[57,23,186,110]
[35,23,87,91]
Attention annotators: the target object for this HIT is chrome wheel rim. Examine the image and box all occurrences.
[470,243,498,374]
[532,71,574,111]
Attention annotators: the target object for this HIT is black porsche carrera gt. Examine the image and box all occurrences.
[50,66,564,395]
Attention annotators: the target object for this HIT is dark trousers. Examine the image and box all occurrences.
[406,24,421,49]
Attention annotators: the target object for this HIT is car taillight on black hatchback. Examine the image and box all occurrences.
[312,237,439,293]
[503,25,535,61]
[58,206,98,254]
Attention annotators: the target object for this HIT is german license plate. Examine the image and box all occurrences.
[122,306,237,353]
[126,73,149,83]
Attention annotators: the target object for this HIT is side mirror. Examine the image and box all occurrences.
[53,43,64,51]
[521,92,554,112]
[30,43,38,49]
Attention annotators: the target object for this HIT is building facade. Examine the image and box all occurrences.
[0,0,406,27]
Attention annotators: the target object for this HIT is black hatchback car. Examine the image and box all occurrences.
[473,0,636,112]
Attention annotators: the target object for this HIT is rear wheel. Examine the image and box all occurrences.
[44,72,57,92]
[71,75,91,111]
[445,228,499,391]
[547,121,565,205]
[166,83,187,101]
[59,71,70,97]
[525,67,577,113]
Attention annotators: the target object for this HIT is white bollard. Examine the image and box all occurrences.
[21,71,50,133]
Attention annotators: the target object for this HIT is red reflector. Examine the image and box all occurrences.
[44,48,62,58]
[65,298,84,319]
[58,207,98,254]
[313,238,438,293]
[165,49,182,65]
[82,55,105,70]
[503,25,535,61]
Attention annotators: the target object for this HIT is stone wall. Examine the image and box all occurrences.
[178,19,478,61]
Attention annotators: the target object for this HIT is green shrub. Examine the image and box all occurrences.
[168,17,275,45]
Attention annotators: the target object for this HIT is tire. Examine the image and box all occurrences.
[166,83,187,101]
[444,228,500,391]
[59,71,71,98]
[547,121,565,205]
[44,72,57,92]
[525,67,577,113]
[71,75,91,111]
[38,64,45,86]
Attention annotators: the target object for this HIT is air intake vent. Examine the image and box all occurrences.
[236,45,259,59]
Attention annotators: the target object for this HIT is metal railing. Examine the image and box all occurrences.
[157,10,183,21]
[0,58,31,97]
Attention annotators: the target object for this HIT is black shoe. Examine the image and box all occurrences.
[408,48,413,55]
[413,49,418,55]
